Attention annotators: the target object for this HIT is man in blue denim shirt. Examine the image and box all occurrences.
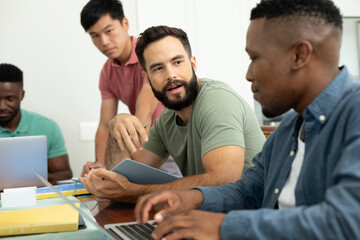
[134,0,360,239]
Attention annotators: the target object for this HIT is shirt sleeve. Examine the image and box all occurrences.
[197,149,265,213]
[143,116,169,159]
[99,62,116,100]
[196,88,246,157]
[47,120,67,159]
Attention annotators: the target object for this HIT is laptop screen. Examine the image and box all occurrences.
[0,135,48,191]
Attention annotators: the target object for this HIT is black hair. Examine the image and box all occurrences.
[135,25,192,71]
[251,0,342,30]
[80,0,125,31]
[0,63,23,84]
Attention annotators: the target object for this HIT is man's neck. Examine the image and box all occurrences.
[116,36,133,66]
[175,103,194,126]
[296,67,340,115]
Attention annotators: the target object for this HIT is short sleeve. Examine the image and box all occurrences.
[196,88,246,157]
[99,62,116,100]
[143,117,169,159]
[47,120,67,159]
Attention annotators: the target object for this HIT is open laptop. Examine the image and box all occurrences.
[0,135,48,191]
[34,170,156,240]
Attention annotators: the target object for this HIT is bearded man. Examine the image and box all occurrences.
[80,26,265,203]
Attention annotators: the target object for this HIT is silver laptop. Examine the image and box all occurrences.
[0,135,48,191]
[34,170,155,240]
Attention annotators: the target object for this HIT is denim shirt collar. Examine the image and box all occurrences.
[290,66,352,146]
[303,66,352,124]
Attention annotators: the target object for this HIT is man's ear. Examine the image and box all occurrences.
[142,71,148,81]
[292,41,313,70]
[190,56,197,71]
[20,90,25,101]
[121,17,129,32]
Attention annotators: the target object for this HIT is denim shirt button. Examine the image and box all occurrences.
[274,188,279,194]
[290,150,295,156]
[319,115,326,121]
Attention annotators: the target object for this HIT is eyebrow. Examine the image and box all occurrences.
[89,24,113,35]
[149,55,185,70]
[245,47,257,55]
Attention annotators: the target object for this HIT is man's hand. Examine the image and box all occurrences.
[151,210,225,240]
[79,168,137,202]
[80,161,104,177]
[135,189,204,225]
[109,113,149,154]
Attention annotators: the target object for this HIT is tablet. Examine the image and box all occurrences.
[111,158,179,184]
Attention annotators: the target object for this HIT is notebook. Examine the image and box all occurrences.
[34,170,160,240]
[111,158,179,184]
[0,135,48,191]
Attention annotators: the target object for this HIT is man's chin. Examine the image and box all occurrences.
[104,52,120,60]
[166,92,184,101]
[0,119,12,125]
[262,109,280,118]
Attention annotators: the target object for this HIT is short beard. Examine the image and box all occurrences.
[0,107,20,126]
[149,68,199,111]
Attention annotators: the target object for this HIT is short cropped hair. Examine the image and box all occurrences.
[0,63,23,84]
[135,26,192,71]
[251,0,342,30]
[81,0,125,31]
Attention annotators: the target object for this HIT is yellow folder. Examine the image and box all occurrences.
[0,203,80,236]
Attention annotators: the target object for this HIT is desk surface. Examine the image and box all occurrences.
[80,196,140,228]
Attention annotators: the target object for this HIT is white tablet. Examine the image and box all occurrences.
[111,158,179,184]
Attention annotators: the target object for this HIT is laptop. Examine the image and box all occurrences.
[111,158,179,184]
[34,170,156,240]
[104,221,157,240]
[0,135,48,191]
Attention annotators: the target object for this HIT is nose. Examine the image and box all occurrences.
[0,99,6,110]
[100,34,109,47]
[246,63,253,82]
[166,66,177,81]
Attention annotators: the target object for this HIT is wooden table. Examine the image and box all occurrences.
[79,196,139,228]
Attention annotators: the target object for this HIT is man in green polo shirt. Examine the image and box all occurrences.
[0,63,72,184]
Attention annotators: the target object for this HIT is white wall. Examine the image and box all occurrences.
[0,0,257,176]
[0,0,357,176]
[333,0,360,17]
[334,0,360,79]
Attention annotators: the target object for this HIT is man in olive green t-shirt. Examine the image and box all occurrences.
[144,78,264,176]
[80,26,265,203]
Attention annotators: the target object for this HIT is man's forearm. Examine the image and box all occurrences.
[125,172,228,202]
[95,125,109,165]
[135,83,159,127]
[48,169,73,185]
[104,134,131,169]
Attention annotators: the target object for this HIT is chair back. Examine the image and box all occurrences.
[261,125,277,139]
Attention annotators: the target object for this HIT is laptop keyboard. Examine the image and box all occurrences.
[105,221,157,240]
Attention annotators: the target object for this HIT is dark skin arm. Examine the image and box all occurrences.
[47,154,73,185]
[135,189,225,240]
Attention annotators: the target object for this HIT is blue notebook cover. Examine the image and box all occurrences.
[111,158,179,184]
[36,183,89,199]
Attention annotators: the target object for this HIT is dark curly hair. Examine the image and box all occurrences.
[251,0,342,30]
[81,0,125,31]
[0,63,23,84]
[135,26,192,71]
